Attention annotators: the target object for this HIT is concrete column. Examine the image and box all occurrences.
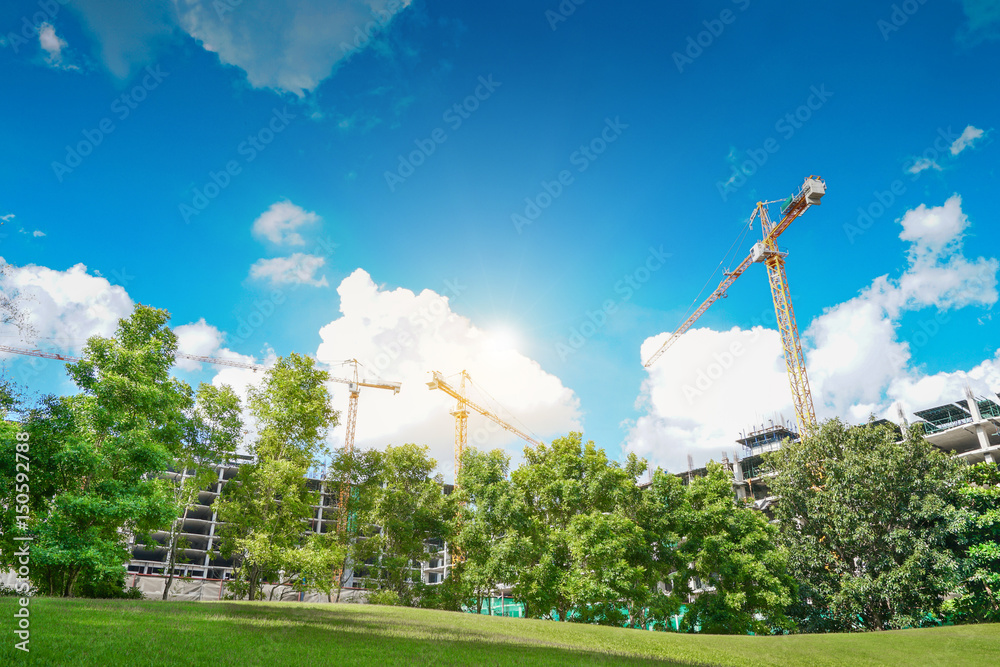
[966,386,995,464]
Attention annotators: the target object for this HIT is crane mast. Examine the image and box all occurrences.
[331,360,401,537]
[643,176,825,437]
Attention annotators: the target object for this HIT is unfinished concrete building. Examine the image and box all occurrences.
[680,386,1000,508]
[127,456,453,591]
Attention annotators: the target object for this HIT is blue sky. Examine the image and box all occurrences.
[1,0,997,477]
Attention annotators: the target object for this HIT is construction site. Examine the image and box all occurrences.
[4,176,998,604]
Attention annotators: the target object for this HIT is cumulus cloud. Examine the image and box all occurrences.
[629,326,794,474]
[950,125,985,155]
[0,260,134,350]
[313,269,581,479]
[248,254,329,287]
[251,201,320,246]
[628,195,999,472]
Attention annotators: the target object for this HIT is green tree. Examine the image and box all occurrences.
[507,433,653,624]
[667,463,796,635]
[0,305,190,596]
[358,443,449,606]
[327,444,383,601]
[162,383,243,599]
[949,461,1000,623]
[453,447,517,614]
[767,419,967,631]
[214,353,339,600]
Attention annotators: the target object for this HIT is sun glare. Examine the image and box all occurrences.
[484,327,520,354]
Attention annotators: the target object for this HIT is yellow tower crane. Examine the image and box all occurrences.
[642,176,826,437]
[326,359,401,536]
[426,370,542,479]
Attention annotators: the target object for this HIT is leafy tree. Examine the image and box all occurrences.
[326,444,383,601]
[358,443,450,606]
[767,419,967,631]
[453,447,517,614]
[214,353,339,600]
[666,463,795,634]
[507,433,653,624]
[0,305,190,596]
[162,383,243,599]
[948,462,1000,623]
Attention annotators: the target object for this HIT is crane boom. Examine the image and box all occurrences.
[643,254,753,368]
[0,344,265,370]
[642,176,825,436]
[427,370,541,478]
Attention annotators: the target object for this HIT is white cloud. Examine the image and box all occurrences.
[38,23,69,68]
[175,0,414,96]
[32,231,46,238]
[907,158,941,174]
[249,254,329,287]
[70,1,412,92]
[174,318,264,379]
[251,201,320,246]
[629,326,794,474]
[628,195,999,472]
[0,260,133,350]
[0,214,14,223]
[313,269,581,479]
[950,125,985,155]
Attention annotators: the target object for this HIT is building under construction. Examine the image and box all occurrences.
[128,386,1000,598]
[680,387,1000,508]
[126,456,454,591]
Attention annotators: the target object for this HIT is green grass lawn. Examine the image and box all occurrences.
[1,598,997,666]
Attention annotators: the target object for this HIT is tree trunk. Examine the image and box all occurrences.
[162,520,180,600]
[334,552,349,603]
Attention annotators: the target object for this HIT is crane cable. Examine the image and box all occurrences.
[676,217,754,325]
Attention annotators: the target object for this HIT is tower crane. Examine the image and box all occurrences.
[325,359,401,537]
[642,176,826,437]
[426,370,541,479]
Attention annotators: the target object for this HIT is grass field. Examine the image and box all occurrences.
[1,598,998,666]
